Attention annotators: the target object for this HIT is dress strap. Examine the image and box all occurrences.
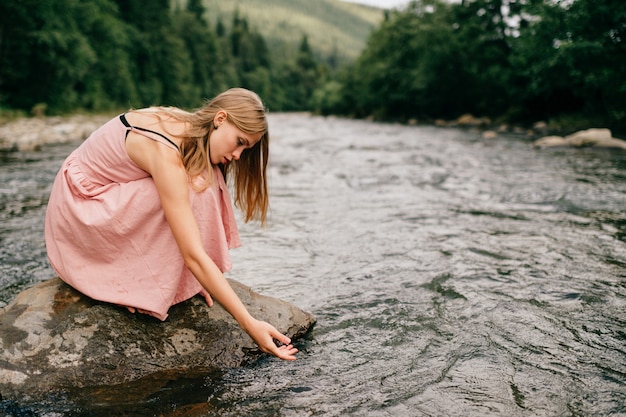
[120,114,180,151]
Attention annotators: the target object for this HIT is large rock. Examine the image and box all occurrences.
[455,113,492,128]
[533,128,626,150]
[0,278,315,404]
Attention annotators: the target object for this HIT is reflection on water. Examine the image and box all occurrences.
[1,114,625,416]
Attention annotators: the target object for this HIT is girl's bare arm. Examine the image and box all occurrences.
[126,132,298,360]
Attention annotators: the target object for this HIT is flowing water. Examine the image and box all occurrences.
[0,114,625,416]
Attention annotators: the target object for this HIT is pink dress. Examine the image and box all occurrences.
[44,114,241,320]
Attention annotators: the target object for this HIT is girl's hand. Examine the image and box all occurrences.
[245,318,298,361]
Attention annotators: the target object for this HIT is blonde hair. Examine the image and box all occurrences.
[156,88,269,224]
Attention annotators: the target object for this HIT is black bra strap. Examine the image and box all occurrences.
[120,114,180,151]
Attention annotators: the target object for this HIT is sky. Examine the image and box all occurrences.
[341,0,411,9]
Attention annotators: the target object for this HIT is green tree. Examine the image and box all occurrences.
[283,35,322,110]
[113,0,197,107]
[173,10,221,102]
[186,0,206,22]
[511,0,626,127]
[72,0,139,111]
[449,0,514,116]
[337,0,467,120]
[213,19,240,95]
[0,0,98,112]
[228,14,274,100]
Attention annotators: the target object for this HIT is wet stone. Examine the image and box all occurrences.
[0,278,315,404]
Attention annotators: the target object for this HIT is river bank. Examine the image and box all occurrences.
[3,111,626,152]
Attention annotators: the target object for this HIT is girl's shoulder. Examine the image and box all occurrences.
[126,109,188,135]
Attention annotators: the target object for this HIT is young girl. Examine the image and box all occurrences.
[45,88,298,361]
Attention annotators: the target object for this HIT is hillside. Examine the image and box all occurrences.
[196,0,384,63]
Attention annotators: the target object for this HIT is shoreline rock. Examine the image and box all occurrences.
[0,114,112,151]
[532,128,626,150]
[429,114,626,147]
[0,278,316,404]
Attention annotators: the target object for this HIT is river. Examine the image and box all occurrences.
[1,113,625,416]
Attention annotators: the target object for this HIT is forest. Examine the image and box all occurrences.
[0,0,624,132]
[318,0,625,132]
[0,0,323,115]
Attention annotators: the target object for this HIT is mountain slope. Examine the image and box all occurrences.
[199,0,384,62]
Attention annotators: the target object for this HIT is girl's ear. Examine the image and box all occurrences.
[214,110,228,126]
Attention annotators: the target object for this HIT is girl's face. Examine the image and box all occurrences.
[209,111,263,166]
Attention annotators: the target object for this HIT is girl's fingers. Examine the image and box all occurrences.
[203,293,214,307]
[270,328,292,346]
[274,344,298,360]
